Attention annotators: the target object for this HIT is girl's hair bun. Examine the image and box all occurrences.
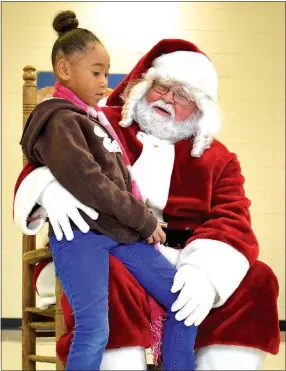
[53,10,79,36]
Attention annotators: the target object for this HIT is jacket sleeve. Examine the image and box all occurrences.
[177,154,259,307]
[13,162,56,234]
[29,113,157,239]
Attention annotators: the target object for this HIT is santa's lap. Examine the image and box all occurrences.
[56,256,279,364]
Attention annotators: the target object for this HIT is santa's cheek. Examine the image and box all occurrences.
[174,111,187,122]
[175,106,194,122]
[146,90,161,104]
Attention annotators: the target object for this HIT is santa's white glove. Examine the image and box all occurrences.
[38,181,99,241]
[171,265,216,327]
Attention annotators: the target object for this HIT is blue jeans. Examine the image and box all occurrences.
[49,230,197,370]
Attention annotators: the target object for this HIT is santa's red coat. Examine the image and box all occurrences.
[14,106,280,363]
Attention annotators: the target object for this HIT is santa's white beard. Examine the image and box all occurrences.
[133,97,202,143]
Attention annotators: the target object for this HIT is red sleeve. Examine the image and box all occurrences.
[188,154,259,266]
[13,162,40,218]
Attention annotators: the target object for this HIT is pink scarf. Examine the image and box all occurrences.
[53,83,165,364]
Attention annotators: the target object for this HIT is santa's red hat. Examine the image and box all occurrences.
[107,39,220,157]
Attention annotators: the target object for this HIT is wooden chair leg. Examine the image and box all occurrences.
[22,236,36,370]
[22,313,36,370]
[55,277,66,371]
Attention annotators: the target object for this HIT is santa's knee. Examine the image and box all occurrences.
[195,345,266,370]
[247,261,279,297]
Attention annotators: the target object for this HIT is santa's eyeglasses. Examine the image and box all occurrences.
[151,81,194,106]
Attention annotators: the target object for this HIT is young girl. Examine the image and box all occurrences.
[20,10,197,371]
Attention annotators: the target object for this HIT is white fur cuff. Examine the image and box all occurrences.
[176,239,249,307]
[14,167,55,235]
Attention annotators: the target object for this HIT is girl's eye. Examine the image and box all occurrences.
[92,72,100,76]
[105,73,109,78]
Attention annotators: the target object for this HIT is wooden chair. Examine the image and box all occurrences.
[22,65,66,370]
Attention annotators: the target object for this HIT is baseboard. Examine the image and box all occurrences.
[2,318,286,332]
[1,318,22,329]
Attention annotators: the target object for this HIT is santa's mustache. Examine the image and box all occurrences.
[150,100,175,118]
[134,97,200,144]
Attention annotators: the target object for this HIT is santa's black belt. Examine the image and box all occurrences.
[86,227,193,248]
[162,228,193,248]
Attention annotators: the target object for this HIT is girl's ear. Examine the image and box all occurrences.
[56,58,71,81]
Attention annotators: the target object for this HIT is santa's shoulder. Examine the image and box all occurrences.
[202,138,240,170]
[211,138,236,157]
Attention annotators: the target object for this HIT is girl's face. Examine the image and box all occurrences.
[58,42,110,106]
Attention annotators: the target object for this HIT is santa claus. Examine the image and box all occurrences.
[14,39,280,370]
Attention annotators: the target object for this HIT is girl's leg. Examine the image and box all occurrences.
[49,230,113,370]
[111,241,197,371]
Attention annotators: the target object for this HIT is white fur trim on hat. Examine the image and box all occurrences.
[147,51,218,101]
